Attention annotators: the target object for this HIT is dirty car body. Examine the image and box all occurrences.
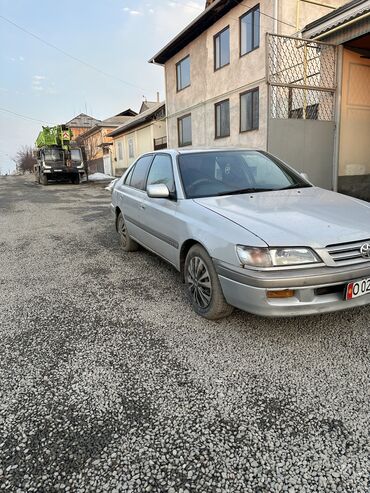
[111,149,370,318]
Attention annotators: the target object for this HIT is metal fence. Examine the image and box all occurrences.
[267,34,337,121]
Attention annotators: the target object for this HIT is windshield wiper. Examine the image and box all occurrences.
[216,188,273,196]
[277,184,312,190]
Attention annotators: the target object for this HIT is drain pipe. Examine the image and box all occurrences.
[273,0,278,34]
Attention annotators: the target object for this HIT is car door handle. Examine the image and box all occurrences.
[139,204,146,210]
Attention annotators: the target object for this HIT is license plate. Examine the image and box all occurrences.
[346,278,370,300]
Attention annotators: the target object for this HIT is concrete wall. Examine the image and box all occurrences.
[279,0,348,35]
[268,118,335,189]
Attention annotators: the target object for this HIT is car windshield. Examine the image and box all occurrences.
[178,150,311,199]
[70,149,82,162]
[44,149,64,163]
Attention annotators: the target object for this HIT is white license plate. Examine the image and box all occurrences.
[346,278,370,300]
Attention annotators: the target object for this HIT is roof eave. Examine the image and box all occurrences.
[149,0,243,65]
[108,103,165,137]
[302,0,370,38]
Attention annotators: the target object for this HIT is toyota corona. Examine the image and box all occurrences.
[111,149,370,319]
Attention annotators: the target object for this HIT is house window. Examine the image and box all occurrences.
[240,4,260,56]
[176,56,190,91]
[128,138,134,158]
[214,26,230,70]
[215,99,230,138]
[117,141,123,161]
[240,87,259,132]
[289,101,319,120]
[178,114,192,147]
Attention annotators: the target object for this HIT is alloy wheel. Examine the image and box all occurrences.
[187,256,212,309]
[118,215,127,247]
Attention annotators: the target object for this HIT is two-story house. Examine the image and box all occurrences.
[150,0,348,190]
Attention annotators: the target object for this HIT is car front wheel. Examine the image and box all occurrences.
[116,212,139,252]
[185,244,233,320]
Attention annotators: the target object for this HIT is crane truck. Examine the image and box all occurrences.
[34,125,85,185]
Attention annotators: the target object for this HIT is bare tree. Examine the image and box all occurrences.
[13,146,36,174]
[76,133,101,179]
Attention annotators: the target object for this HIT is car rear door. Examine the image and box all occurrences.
[115,154,154,244]
[140,153,181,266]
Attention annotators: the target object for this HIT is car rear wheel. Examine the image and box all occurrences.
[185,244,233,320]
[116,212,139,252]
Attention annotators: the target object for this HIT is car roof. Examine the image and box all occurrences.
[151,148,264,156]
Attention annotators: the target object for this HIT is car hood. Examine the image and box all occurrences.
[194,187,370,248]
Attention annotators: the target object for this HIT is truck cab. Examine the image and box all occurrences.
[34,125,85,185]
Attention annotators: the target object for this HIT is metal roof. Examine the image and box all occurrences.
[108,102,165,137]
[303,0,370,39]
[149,0,244,65]
[65,113,101,128]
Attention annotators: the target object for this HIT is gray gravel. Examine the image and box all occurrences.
[0,175,369,492]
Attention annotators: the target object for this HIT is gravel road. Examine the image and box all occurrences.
[0,175,369,492]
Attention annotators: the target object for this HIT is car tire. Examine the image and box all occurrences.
[41,174,48,186]
[184,244,234,320]
[116,212,139,252]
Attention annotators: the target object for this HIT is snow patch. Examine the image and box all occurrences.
[88,172,115,181]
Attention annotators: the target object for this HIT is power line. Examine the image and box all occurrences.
[0,107,54,124]
[232,0,296,29]
[0,14,148,93]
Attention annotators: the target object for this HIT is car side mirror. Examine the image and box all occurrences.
[147,183,170,199]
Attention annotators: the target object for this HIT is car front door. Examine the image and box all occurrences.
[140,154,181,266]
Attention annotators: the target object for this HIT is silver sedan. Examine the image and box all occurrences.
[111,149,370,319]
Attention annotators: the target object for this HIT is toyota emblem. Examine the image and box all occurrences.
[360,243,370,258]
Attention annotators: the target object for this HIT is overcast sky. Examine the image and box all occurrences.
[0,0,204,173]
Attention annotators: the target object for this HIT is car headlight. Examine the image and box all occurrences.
[236,246,321,268]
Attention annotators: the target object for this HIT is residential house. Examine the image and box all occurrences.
[107,102,166,176]
[65,113,101,140]
[78,109,137,174]
[303,0,370,201]
[149,0,352,191]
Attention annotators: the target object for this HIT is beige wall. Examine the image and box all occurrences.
[111,121,166,175]
[164,0,346,149]
[280,0,347,35]
[338,48,370,177]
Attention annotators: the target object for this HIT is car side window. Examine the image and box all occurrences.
[146,154,175,193]
[124,165,135,185]
[129,155,153,190]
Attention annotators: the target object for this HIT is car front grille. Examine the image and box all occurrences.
[326,239,370,266]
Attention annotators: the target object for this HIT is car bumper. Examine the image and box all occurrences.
[43,167,83,177]
[215,260,370,317]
